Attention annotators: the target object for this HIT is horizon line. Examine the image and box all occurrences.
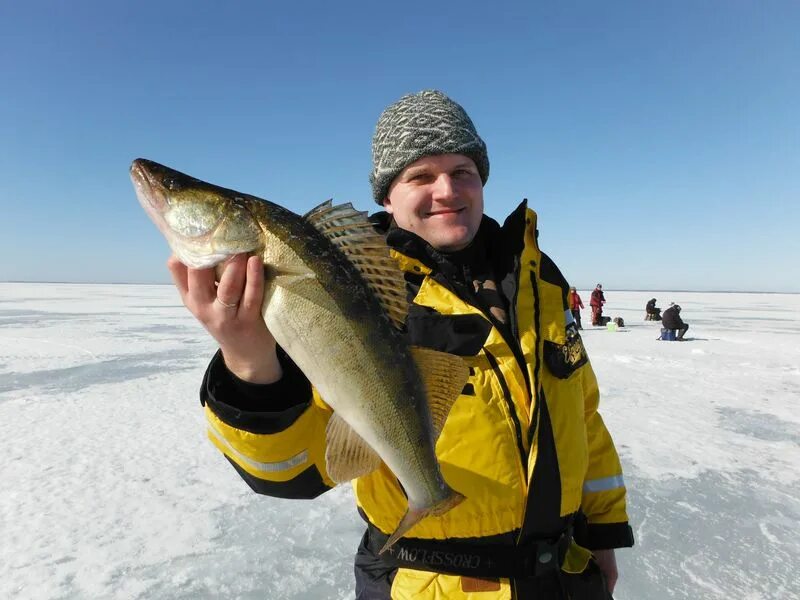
[1,280,798,295]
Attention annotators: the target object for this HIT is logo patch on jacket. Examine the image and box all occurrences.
[544,319,588,379]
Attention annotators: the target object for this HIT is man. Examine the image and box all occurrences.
[168,90,633,599]
[569,286,584,330]
[645,298,661,321]
[662,303,689,340]
[590,284,606,326]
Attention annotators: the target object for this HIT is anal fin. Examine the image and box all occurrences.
[324,412,382,483]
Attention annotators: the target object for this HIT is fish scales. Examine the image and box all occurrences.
[131,158,467,551]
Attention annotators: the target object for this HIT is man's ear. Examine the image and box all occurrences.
[382,197,393,214]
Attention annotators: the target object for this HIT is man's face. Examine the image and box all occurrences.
[383,154,484,252]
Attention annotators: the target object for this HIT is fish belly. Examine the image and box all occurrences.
[263,282,443,506]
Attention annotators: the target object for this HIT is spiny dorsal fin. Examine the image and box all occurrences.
[411,346,469,439]
[324,412,383,483]
[304,200,409,327]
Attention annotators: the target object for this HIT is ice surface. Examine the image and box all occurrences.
[1,283,798,599]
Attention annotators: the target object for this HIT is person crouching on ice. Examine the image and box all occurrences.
[645,298,661,321]
[662,303,689,340]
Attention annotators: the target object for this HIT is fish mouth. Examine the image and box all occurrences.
[129,158,218,267]
[130,158,168,222]
[130,158,262,269]
[130,157,213,243]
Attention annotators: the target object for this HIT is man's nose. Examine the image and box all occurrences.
[431,174,456,200]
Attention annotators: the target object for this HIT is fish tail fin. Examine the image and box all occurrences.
[379,490,466,554]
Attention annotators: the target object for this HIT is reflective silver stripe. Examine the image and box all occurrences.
[207,425,309,473]
[583,475,625,493]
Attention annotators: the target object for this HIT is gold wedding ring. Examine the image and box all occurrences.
[215,297,239,309]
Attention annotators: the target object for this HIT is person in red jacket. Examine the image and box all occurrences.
[590,284,606,326]
[568,286,584,330]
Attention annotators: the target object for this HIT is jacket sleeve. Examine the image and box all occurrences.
[578,362,635,550]
[200,348,336,499]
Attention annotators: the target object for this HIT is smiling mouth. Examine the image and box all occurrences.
[427,207,465,216]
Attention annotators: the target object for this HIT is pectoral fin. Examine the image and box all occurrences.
[411,346,470,439]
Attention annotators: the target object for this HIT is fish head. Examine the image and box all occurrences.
[130,158,264,269]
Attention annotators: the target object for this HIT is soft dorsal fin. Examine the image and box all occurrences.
[410,346,470,439]
[304,200,409,327]
[324,412,383,483]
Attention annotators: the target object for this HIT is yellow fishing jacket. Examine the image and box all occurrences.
[200,202,633,599]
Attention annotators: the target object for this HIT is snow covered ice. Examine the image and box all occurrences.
[1,283,798,599]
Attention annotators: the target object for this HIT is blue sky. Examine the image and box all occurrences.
[1,1,798,292]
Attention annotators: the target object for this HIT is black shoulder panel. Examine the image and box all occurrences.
[405,304,492,356]
[227,457,332,499]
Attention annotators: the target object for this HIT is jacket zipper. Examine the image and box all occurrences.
[484,348,528,478]
[515,266,544,554]
[473,253,536,482]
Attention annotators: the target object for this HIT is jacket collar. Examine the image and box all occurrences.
[370,199,530,273]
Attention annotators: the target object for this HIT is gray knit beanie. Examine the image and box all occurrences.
[370,90,489,204]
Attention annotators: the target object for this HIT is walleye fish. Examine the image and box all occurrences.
[130,158,467,551]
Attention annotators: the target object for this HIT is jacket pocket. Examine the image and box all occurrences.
[543,325,588,380]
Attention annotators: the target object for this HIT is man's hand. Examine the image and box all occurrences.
[593,548,618,594]
[168,253,282,384]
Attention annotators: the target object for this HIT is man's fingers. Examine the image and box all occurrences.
[592,549,618,594]
[216,254,248,308]
[240,255,265,314]
[167,256,189,298]
[170,254,252,318]
[187,265,218,306]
